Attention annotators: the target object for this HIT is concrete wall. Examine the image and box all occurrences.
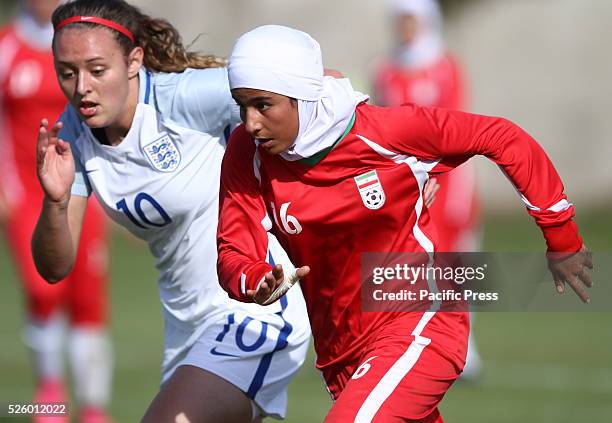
[445,0,612,211]
[132,0,612,211]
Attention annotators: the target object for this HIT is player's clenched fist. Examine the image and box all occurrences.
[36,119,75,205]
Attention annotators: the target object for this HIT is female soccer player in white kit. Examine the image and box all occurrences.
[31,1,310,421]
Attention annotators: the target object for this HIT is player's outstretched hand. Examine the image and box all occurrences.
[547,244,593,303]
[36,119,75,205]
[424,177,440,208]
[248,264,310,305]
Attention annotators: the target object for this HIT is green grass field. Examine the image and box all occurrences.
[1,209,611,422]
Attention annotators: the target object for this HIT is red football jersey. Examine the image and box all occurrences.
[0,23,66,202]
[217,102,581,372]
[374,54,479,251]
[373,55,465,111]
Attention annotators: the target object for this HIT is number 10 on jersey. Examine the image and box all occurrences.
[116,192,172,229]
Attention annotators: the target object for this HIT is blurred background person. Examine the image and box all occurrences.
[0,1,113,421]
[372,0,483,380]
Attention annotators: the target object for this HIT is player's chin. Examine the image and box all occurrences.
[265,144,293,156]
[81,112,110,129]
[261,143,280,155]
[82,116,106,128]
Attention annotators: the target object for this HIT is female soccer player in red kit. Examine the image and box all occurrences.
[0,1,112,421]
[216,25,593,422]
[372,0,483,379]
[373,0,479,253]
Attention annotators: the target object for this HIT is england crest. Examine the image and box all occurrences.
[143,134,181,173]
[354,170,386,210]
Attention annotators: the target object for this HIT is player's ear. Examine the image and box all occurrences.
[127,46,144,79]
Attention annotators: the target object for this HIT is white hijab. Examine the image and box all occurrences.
[389,0,445,68]
[15,10,54,51]
[228,25,368,161]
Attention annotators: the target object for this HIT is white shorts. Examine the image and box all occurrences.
[161,289,310,420]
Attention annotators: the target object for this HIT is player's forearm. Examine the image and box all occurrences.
[217,242,272,303]
[426,109,581,251]
[476,118,582,251]
[31,197,77,283]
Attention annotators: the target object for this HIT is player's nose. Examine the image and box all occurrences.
[244,109,263,135]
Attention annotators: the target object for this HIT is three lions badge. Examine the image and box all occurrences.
[354,170,386,210]
[143,134,181,172]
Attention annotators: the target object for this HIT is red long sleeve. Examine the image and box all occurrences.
[375,104,582,252]
[217,127,273,302]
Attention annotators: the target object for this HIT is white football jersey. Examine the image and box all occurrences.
[59,67,309,371]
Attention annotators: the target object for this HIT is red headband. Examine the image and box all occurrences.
[55,16,135,43]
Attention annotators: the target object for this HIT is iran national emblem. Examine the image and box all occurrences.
[143,134,181,172]
[354,170,386,210]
